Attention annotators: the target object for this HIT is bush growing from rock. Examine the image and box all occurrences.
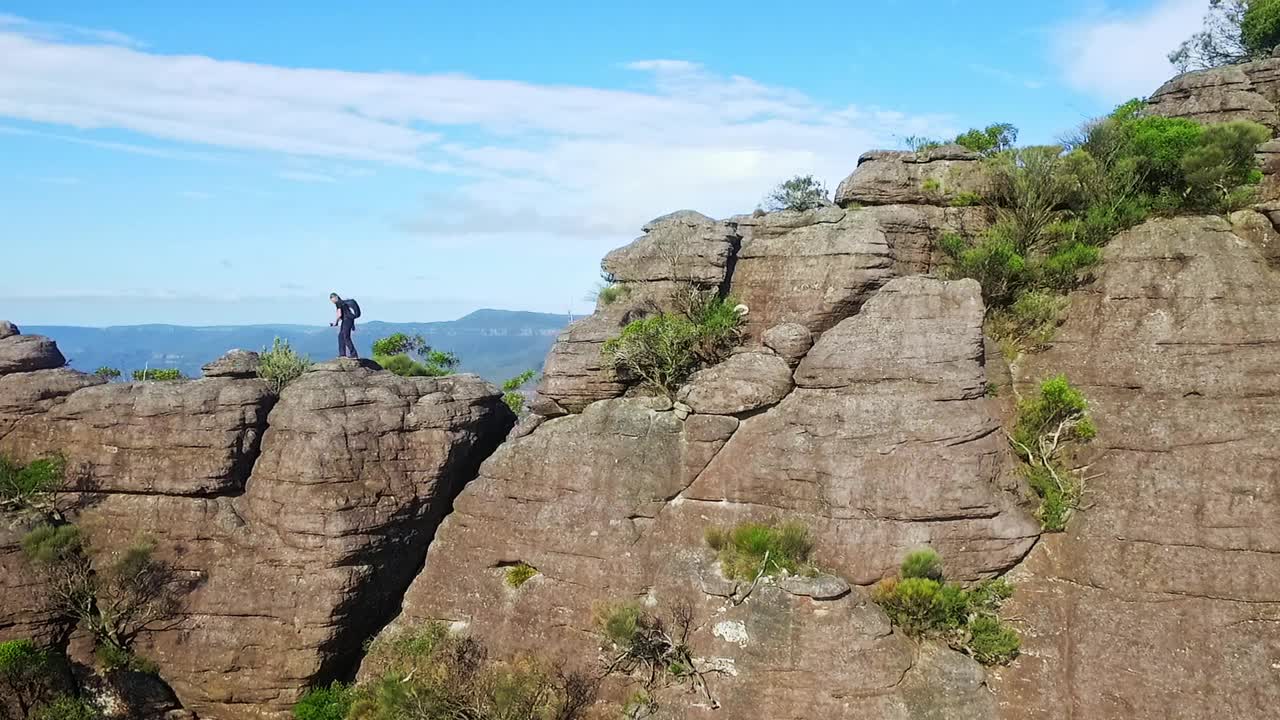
[762,174,829,212]
[603,290,743,398]
[595,600,716,710]
[0,454,67,517]
[501,370,537,415]
[871,550,1020,665]
[504,562,539,588]
[131,368,184,382]
[372,333,459,378]
[348,622,594,720]
[1,639,61,718]
[258,338,312,394]
[903,135,943,153]
[293,682,353,720]
[91,367,121,382]
[1010,375,1096,531]
[704,520,814,580]
[29,695,99,720]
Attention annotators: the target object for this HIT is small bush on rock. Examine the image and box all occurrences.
[349,622,594,720]
[595,600,717,710]
[293,682,353,720]
[1010,375,1096,531]
[131,368,184,381]
[0,454,67,517]
[1,639,62,718]
[704,520,814,580]
[501,370,537,415]
[504,562,539,588]
[955,122,1018,156]
[30,695,99,720]
[603,289,743,398]
[871,549,1020,665]
[372,333,459,378]
[762,174,830,212]
[258,338,312,394]
[91,367,121,382]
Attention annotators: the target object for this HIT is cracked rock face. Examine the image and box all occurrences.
[0,349,513,719]
[989,216,1280,720]
[833,145,991,207]
[376,276,1024,717]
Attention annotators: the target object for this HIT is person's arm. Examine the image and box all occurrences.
[332,306,341,327]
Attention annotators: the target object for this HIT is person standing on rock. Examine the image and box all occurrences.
[329,293,361,359]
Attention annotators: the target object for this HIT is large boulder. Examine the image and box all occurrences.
[1147,59,1280,129]
[202,349,260,378]
[989,216,1280,720]
[834,145,991,207]
[377,276,1033,718]
[676,350,793,415]
[0,353,514,719]
[0,333,65,375]
[534,212,738,415]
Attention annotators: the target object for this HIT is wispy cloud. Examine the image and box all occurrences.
[277,170,337,183]
[0,13,145,48]
[0,17,955,236]
[1053,0,1206,103]
[968,63,1044,90]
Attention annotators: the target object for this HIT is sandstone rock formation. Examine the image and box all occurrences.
[0,344,513,719]
[989,216,1280,719]
[377,276,1033,717]
[1148,59,1280,129]
[834,145,990,207]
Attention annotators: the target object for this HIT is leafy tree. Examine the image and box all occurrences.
[0,455,68,518]
[1010,375,1096,531]
[371,333,459,377]
[0,639,59,718]
[1170,0,1280,71]
[258,338,313,394]
[761,174,830,212]
[954,123,1018,156]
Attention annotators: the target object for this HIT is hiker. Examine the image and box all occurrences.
[329,293,361,358]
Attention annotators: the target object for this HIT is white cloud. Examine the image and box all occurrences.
[0,13,144,48]
[0,18,955,237]
[1054,0,1208,103]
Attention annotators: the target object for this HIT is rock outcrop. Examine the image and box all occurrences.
[0,342,514,719]
[377,276,1033,717]
[989,216,1280,719]
[834,145,990,207]
[1148,57,1280,129]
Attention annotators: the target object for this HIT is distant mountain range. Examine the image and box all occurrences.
[29,309,572,383]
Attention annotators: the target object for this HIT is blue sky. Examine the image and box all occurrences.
[0,0,1212,325]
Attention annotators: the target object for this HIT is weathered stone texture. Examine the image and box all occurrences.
[989,216,1280,720]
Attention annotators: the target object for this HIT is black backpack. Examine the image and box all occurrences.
[345,298,362,319]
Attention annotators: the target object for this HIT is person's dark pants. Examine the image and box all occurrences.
[338,320,358,358]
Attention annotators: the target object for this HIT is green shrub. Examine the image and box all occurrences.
[594,600,713,710]
[131,368,184,381]
[0,639,49,679]
[93,643,157,674]
[900,548,943,581]
[31,695,99,720]
[501,370,537,415]
[504,562,539,588]
[704,520,814,580]
[22,523,84,565]
[351,622,593,720]
[1243,0,1280,55]
[968,615,1021,665]
[1011,375,1096,531]
[950,191,983,207]
[903,135,944,153]
[939,233,1029,308]
[598,282,630,305]
[762,174,830,212]
[871,550,1020,665]
[954,123,1018,156]
[986,291,1068,354]
[372,333,459,378]
[1181,120,1272,206]
[602,290,743,397]
[91,367,121,381]
[0,454,67,515]
[921,177,942,194]
[258,338,312,394]
[293,682,353,720]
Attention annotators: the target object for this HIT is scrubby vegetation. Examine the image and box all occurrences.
[372,333,459,377]
[595,600,717,713]
[602,288,744,398]
[1171,0,1280,71]
[258,338,313,394]
[21,524,180,674]
[131,368,184,381]
[335,622,594,720]
[504,562,539,588]
[28,695,99,720]
[1010,375,1097,531]
[0,454,67,517]
[954,122,1018,156]
[294,682,354,720]
[941,105,1271,354]
[0,639,66,719]
[703,520,814,580]
[871,549,1020,665]
[762,174,829,212]
[91,367,121,382]
[501,370,537,415]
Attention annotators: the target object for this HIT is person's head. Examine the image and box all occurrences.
[329,293,341,305]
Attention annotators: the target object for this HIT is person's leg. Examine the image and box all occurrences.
[341,320,359,358]
[338,321,354,358]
